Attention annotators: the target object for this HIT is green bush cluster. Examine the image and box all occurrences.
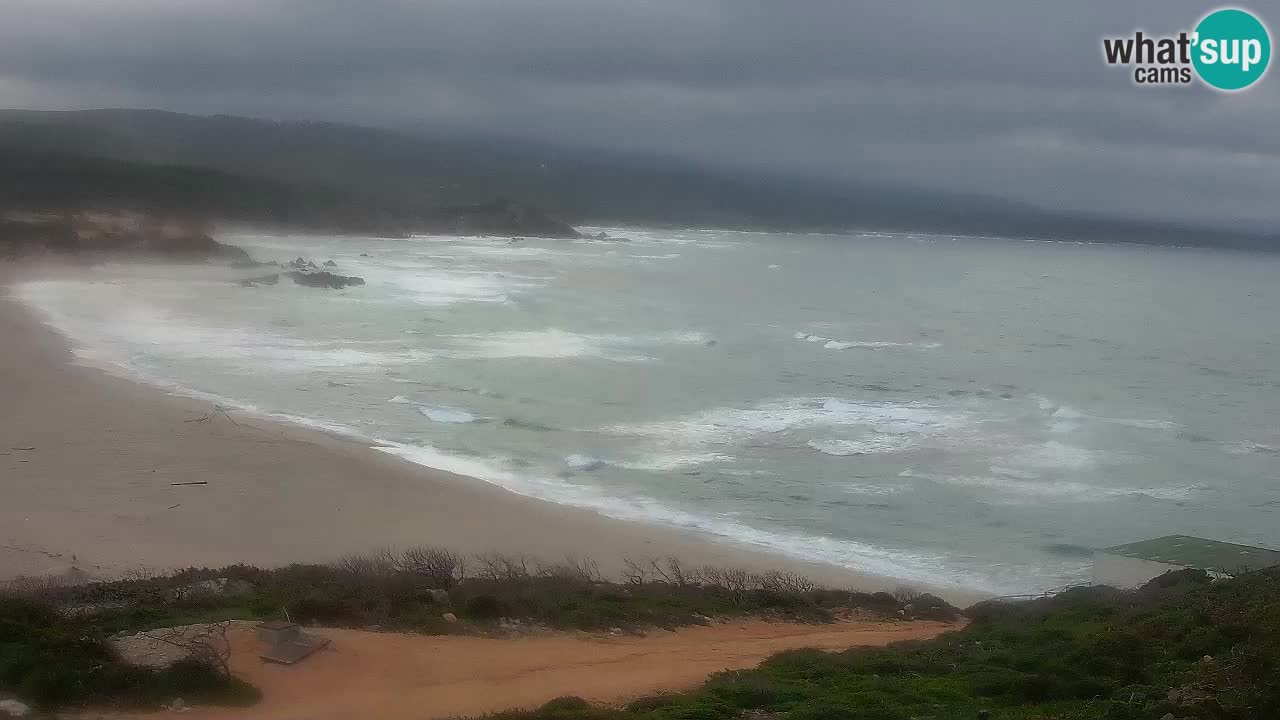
[0,597,257,709]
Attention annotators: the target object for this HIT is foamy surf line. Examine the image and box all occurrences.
[15,289,1014,592]
[11,280,1034,595]
[370,443,1020,594]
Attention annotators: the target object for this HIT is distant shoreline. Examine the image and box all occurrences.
[0,260,983,606]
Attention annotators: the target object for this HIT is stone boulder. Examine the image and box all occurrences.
[0,699,30,717]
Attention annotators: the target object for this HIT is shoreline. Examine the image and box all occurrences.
[0,261,982,605]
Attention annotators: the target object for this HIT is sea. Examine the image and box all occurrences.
[13,227,1280,596]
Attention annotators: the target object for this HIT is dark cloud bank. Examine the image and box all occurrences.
[1,0,1277,232]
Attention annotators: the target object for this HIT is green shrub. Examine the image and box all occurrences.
[0,597,254,709]
[465,594,508,621]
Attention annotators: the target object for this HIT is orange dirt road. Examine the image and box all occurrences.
[90,619,958,720]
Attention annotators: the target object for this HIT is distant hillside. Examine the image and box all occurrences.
[0,108,1274,249]
[0,148,577,238]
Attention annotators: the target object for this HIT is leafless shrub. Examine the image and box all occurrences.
[537,553,603,583]
[473,551,535,581]
[0,574,62,600]
[892,586,924,604]
[396,546,467,588]
[621,555,653,585]
[701,566,754,604]
[334,548,397,577]
[120,566,161,583]
[649,556,697,587]
[148,621,235,677]
[334,546,466,587]
[754,570,817,594]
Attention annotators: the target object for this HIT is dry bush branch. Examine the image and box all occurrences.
[473,551,535,581]
[621,555,653,585]
[893,586,925,604]
[537,553,603,583]
[396,546,467,588]
[146,621,235,677]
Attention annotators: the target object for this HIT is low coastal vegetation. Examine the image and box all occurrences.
[0,548,953,711]
[3,550,1277,719]
[497,568,1280,720]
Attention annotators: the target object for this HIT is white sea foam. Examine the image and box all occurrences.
[565,454,606,471]
[15,281,432,371]
[443,328,708,361]
[419,405,480,423]
[1034,395,1179,433]
[372,442,1013,592]
[795,331,937,351]
[843,483,906,496]
[607,397,968,455]
[445,329,632,360]
[612,452,734,471]
[1221,441,1279,456]
[898,468,1203,504]
[807,435,915,456]
[388,395,413,404]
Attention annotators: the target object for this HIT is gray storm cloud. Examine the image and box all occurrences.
[1,0,1276,227]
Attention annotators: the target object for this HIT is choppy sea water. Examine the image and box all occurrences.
[14,228,1280,595]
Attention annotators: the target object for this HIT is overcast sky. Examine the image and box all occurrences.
[2,1,1277,228]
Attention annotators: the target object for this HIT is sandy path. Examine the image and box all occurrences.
[92,619,957,720]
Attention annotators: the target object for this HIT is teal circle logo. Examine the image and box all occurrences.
[1193,8,1271,90]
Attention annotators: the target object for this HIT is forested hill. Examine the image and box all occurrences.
[0,148,577,238]
[0,108,1274,250]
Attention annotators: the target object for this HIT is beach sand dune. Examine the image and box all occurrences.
[87,618,958,720]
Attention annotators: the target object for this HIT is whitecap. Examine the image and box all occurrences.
[1035,395,1178,433]
[419,405,479,423]
[443,328,708,361]
[605,397,967,453]
[565,454,606,471]
[1221,441,1279,456]
[613,452,734,471]
[807,435,915,456]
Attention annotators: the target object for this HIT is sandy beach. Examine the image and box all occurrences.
[0,261,951,598]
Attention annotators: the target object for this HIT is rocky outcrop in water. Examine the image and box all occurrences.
[286,270,365,289]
